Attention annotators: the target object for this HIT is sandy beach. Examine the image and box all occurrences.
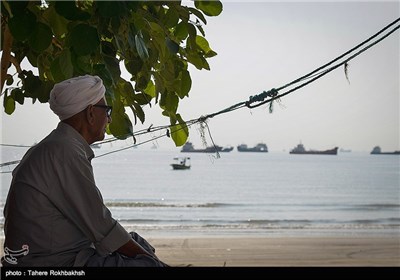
[148,236,400,267]
[1,236,399,267]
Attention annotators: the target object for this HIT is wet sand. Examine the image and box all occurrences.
[1,236,399,267]
[147,236,400,267]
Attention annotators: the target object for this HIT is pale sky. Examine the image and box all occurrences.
[1,1,399,153]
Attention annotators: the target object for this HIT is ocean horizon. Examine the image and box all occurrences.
[1,146,399,238]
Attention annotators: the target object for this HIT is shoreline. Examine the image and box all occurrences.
[148,236,400,267]
[1,235,399,267]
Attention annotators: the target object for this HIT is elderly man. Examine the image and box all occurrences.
[2,75,167,267]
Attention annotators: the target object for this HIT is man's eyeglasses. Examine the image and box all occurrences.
[93,105,112,118]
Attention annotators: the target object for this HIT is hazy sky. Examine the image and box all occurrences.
[1,1,399,153]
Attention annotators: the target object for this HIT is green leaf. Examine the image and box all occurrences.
[19,71,51,103]
[135,32,149,60]
[186,23,198,52]
[70,24,100,56]
[72,54,92,74]
[124,57,143,78]
[134,93,153,105]
[116,78,135,106]
[186,23,197,41]
[5,75,13,86]
[111,17,121,34]
[51,50,73,82]
[164,7,180,28]
[101,41,116,57]
[58,50,73,78]
[160,60,176,88]
[103,55,121,83]
[28,22,52,52]
[195,35,217,57]
[43,5,69,39]
[133,13,146,31]
[180,70,192,98]
[3,94,15,115]
[188,7,207,24]
[195,23,206,37]
[54,1,91,21]
[174,21,188,41]
[37,81,54,103]
[93,64,113,88]
[8,9,36,41]
[200,56,210,70]
[109,101,133,140]
[205,49,217,58]
[186,51,204,70]
[194,1,223,16]
[165,92,179,113]
[166,38,179,54]
[135,72,151,91]
[22,71,41,96]
[7,1,28,16]
[132,102,145,124]
[143,80,156,98]
[170,114,189,146]
[25,50,38,67]
[97,1,127,18]
[11,88,25,105]
[195,35,211,54]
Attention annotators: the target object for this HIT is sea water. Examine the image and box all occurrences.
[1,146,399,237]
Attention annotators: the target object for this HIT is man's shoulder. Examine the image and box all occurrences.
[23,124,92,164]
[32,135,84,161]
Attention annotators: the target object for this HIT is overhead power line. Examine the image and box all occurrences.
[95,17,399,158]
[1,17,399,167]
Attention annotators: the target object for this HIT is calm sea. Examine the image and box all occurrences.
[1,146,399,237]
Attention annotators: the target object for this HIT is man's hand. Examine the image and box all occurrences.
[117,238,158,259]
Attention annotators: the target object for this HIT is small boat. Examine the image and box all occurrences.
[221,146,234,152]
[370,146,400,155]
[237,143,268,152]
[181,142,233,153]
[289,143,338,155]
[171,157,191,170]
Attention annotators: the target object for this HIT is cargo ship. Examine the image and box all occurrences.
[181,142,233,153]
[289,143,338,155]
[370,146,400,155]
[237,143,268,152]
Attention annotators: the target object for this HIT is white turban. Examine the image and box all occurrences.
[49,75,106,121]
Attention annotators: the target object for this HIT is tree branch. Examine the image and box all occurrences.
[9,56,22,74]
[1,24,13,93]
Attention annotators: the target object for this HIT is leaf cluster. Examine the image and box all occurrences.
[0,0,222,146]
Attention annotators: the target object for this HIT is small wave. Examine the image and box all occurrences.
[357,203,400,209]
[105,201,232,208]
[119,221,400,232]
[348,217,400,224]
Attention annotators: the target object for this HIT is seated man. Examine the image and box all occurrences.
[2,75,168,267]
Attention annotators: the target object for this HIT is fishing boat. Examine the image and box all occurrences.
[289,143,338,155]
[181,142,233,153]
[370,146,400,155]
[237,143,268,152]
[170,157,191,170]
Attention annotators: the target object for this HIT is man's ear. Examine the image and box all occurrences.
[85,105,95,125]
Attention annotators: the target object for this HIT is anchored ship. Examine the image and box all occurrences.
[289,143,338,155]
[237,143,268,152]
[370,146,400,155]
[181,142,233,153]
